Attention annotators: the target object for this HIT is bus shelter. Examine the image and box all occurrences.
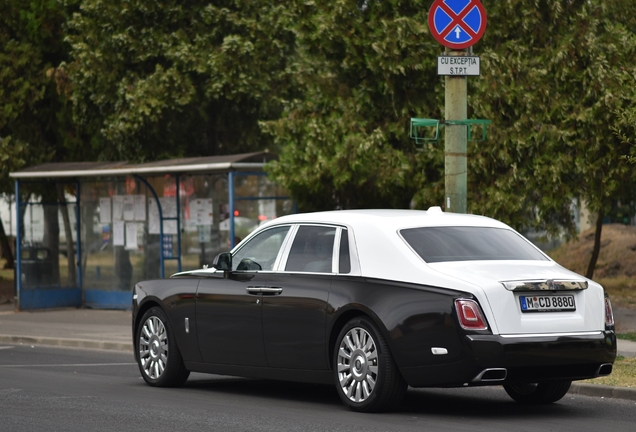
[9,152,294,311]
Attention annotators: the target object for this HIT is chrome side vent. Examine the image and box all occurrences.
[472,368,507,382]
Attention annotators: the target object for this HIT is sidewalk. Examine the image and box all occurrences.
[0,306,132,352]
[0,306,635,402]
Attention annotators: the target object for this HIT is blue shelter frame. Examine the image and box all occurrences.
[10,152,293,311]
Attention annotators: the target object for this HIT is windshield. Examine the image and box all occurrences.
[400,227,548,263]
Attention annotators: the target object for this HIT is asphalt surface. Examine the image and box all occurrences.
[0,344,635,432]
[0,304,635,405]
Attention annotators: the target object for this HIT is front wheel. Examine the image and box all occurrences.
[136,307,190,387]
[503,381,572,404]
[334,317,406,412]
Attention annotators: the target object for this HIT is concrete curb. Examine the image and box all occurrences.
[0,335,133,353]
[569,382,636,401]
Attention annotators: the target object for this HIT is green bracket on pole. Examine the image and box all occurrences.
[444,119,492,142]
[409,118,492,144]
[409,118,440,144]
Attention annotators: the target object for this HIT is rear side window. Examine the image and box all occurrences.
[400,227,548,263]
[285,226,336,273]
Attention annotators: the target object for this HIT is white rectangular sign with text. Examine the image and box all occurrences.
[437,56,480,76]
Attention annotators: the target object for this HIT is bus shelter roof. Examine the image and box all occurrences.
[10,152,274,179]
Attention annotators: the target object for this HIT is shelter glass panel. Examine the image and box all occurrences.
[78,177,156,308]
[16,183,81,309]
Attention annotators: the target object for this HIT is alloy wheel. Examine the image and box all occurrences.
[139,315,169,380]
[336,327,379,403]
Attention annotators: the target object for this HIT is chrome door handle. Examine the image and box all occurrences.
[246,286,266,294]
[259,287,283,295]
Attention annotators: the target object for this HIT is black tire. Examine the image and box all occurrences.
[333,317,407,412]
[503,381,572,404]
[136,307,190,387]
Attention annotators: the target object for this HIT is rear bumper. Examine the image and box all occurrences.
[400,331,617,388]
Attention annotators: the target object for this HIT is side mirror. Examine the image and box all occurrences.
[212,253,232,277]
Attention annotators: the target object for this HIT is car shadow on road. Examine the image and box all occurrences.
[400,387,577,418]
[182,374,343,408]
[178,375,578,417]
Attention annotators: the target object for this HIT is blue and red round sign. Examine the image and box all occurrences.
[428,0,487,50]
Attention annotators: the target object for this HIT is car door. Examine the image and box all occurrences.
[261,224,341,370]
[196,225,291,366]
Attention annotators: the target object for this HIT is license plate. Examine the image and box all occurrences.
[519,295,576,312]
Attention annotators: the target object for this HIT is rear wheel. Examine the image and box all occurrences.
[334,317,406,412]
[136,307,190,387]
[503,381,571,404]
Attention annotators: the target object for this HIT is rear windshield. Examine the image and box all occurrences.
[400,227,548,263]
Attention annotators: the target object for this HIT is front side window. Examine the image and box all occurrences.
[285,225,336,273]
[400,227,548,263]
[232,226,290,271]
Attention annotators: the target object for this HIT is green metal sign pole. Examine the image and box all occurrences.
[444,49,468,214]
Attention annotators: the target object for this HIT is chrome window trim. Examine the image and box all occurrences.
[332,228,342,274]
[272,224,298,272]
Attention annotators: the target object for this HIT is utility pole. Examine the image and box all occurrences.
[444,48,468,214]
[424,0,488,214]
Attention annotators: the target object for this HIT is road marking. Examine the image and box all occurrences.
[0,363,136,368]
[0,346,15,350]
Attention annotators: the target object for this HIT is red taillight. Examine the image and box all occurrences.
[605,296,614,328]
[455,299,488,330]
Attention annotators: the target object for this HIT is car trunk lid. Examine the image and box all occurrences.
[428,260,605,335]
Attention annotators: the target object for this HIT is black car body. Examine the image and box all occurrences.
[132,209,616,411]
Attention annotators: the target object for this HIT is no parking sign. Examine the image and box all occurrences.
[428,0,487,50]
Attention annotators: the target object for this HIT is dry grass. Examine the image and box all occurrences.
[597,277,636,308]
[582,356,636,388]
[549,224,636,278]
[548,224,636,306]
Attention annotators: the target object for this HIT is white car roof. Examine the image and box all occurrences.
[265,208,511,232]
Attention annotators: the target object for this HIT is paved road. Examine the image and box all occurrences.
[0,344,634,432]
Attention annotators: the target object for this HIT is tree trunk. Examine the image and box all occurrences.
[18,195,27,243]
[0,217,14,269]
[42,197,61,285]
[585,208,604,279]
[57,185,77,287]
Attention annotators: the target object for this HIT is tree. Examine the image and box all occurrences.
[0,0,84,270]
[267,0,636,279]
[264,0,445,211]
[470,0,636,278]
[614,102,636,165]
[62,0,297,162]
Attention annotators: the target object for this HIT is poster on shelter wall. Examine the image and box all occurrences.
[134,195,146,221]
[148,198,178,235]
[113,220,125,246]
[112,196,124,221]
[99,197,111,224]
[123,195,135,221]
[258,199,277,225]
[190,198,213,226]
[197,225,212,243]
[125,222,138,250]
